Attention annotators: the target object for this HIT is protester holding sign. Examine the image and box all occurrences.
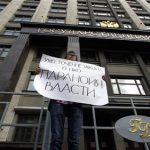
[49,51,83,150]
[35,51,82,150]
[34,55,108,105]
[34,51,108,150]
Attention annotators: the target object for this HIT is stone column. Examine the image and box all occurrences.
[0,48,35,141]
[136,0,150,14]
[31,0,53,23]
[118,0,146,29]
[67,36,80,60]
[66,0,78,25]
[0,0,26,32]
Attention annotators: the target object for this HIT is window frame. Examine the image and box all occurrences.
[3,28,20,36]
[78,19,91,25]
[111,77,146,95]
[13,15,31,22]
[0,45,11,58]
[47,17,65,24]
[26,74,36,92]
[13,114,45,143]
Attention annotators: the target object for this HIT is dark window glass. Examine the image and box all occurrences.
[81,50,99,63]
[0,4,6,11]
[14,114,45,142]
[0,46,10,58]
[47,17,65,24]
[27,75,36,92]
[50,7,66,13]
[36,49,61,59]
[13,16,31,22]
[78,9,88,15]
[123,23,132,28]
[84,130,96,150]
[105,52,134,63]
[78,19,90,25]
[0,103,7,122]
[111,78,145,95]
[21,5,36,11]
[141,54,150,65]
[98,130,116,150]
[53,0,67,2]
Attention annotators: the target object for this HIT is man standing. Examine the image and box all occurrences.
[36,51,83,150]
[48,51,83,150]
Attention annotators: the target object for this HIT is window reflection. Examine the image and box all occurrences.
[111,78,145,95]
[27,75,36,91]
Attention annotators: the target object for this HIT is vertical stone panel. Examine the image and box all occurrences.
[136,0,150,14]
[66,0,78,24]
[67,36,80,60]
[31,0,53,23]
[0,34,30,91]
[118,0,146,29]
[0,0,25,32]
[0,48,36,141]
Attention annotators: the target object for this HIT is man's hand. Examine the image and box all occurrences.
[102,75,106,81]
[35,66,41,75]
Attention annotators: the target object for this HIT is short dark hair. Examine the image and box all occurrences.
[65,51,77,60]
[67,51,76,55]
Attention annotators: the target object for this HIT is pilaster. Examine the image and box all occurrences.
[118,0,146,29]
[31,0,53,23]
[0,0,25,32]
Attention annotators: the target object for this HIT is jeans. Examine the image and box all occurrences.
[48,101,83,150]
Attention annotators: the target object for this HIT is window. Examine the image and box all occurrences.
[78,19,90,25]
[47,17,65,24]
[0,46,10,58]
[27,75,36,91]
[126,0,137,4]
[0,4,6,11]
[111,78,145,95]
[141,54,150,65]
[24,0,40,4]
[145,24,150,30]
[112,5,120,9]
[14,114,45,142]
[21,5,36,11]
[13,15,31,22]
[123,23,132,29]
[78,1,86,6]
[92,3,107,8]
[105,52,134,63]
[78,9,88,15]
[54,0,67,3]
[3,28,20,36]
[138,15,150,20]
[50,7,66,13]
[81,50,99,62]
[0,102,7,122]
[36,49,61,59]
[94,11,111,16]
[131,6,143,11]
[117,12,125,18]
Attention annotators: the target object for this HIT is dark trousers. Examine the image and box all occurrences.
[48,101,83,150]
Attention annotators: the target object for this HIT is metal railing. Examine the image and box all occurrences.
[0,91,150,150]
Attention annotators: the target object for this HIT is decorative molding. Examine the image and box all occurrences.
[37,28,150,41]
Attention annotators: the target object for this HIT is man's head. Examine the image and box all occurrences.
[66,51,77,61]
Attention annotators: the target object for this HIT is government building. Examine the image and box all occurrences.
[0,0,150,149]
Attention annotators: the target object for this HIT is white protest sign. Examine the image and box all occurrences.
[34,54,108,105]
